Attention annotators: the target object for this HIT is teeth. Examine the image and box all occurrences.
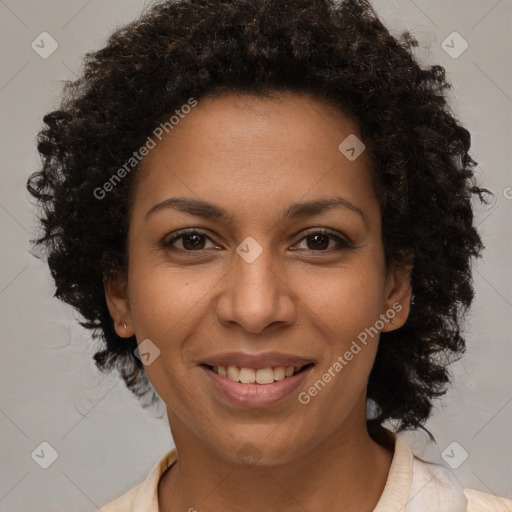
[212,365,302,384]
[239,367,256,383]
[274,366,286,381]
[227,365,240,381]
[256,367,275,384]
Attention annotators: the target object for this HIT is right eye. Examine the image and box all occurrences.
[162,229,219,252]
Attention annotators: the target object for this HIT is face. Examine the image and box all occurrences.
[105,92,411,465]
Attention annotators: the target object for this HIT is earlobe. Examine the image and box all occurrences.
[381,262,413,332]
[103,273,134,337]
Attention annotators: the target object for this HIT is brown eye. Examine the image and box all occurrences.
[180,233,207,250]
[295,230,353,252]
[306,233,330,250]
[163,230,216,251]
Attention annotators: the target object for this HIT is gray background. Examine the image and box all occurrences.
[0,1,511,510]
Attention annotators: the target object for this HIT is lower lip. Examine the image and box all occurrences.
[201,365,314,408]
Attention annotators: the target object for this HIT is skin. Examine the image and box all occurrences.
[105,92,413,512]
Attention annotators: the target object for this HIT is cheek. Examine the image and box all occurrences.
[294,262,385,398]
[296,271,383,423]
[297,264,385,338]
[127,256,211,339]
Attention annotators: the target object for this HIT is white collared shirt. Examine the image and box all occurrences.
[99,429,512,511]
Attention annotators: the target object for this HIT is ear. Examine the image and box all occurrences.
[103,271,134,338]
[380,260,413,332]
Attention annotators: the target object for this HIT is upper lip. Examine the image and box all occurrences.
[201,351,315,369]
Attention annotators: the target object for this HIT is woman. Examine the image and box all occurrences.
[27,0,512,510]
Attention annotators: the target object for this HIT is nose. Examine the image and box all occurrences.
[215,240,296,335]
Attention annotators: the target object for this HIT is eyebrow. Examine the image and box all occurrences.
[145,196,367,225]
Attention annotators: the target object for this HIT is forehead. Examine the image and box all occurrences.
[132,92,379,226]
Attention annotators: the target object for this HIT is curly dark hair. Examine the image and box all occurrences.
[27,0,490,433]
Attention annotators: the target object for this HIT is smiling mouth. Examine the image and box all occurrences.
[201,363,315,385]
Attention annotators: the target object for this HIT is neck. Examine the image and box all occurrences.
[158,416,394,512]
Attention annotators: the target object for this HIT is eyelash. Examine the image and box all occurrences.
[161,228,354,254]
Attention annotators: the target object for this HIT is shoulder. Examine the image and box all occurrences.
[382,429,511,512]
[410,456,512,512]
[407,456,468,511]
[98,447,178,512]
[99,485,141,512]
[408,453,511,512]
[464,488,512,512]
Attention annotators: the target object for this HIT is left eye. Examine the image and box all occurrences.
[294,231,351,251]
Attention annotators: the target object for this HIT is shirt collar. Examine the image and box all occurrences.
[123,426,460,512]
[372,427,414,511]
[130,447,178,512]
